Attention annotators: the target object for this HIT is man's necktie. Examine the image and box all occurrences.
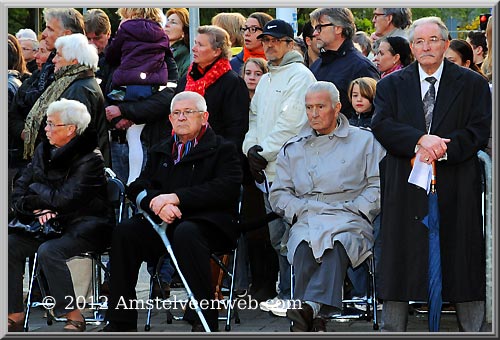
[423,76,437,132]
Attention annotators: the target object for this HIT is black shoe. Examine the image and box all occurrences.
[100,322,137,332]
[152,281,171,299]
[287,303,314,332]
[100,281,110,297]
[312,317,327,332]
[191,323,206,332]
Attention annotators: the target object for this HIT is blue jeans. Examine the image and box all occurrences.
[264,193,291,299]
[147,256,175,284]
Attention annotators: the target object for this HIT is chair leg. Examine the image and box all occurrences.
[23,253,39,332]
[369,256,379,330]
[144,275,155,331]
[224,247,238,331]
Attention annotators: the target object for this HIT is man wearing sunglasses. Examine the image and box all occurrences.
[242,19,316,318]
[309,8,379,120]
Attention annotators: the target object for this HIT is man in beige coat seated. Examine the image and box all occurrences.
[269,81,386,332]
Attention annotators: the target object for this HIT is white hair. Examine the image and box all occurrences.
[46,98,91,135]
[170,91,208,112]
[16,28,38,41]
[54,33,99,71]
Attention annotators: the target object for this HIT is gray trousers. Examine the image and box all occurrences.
[382,300,487,332]
[293,241,350,311]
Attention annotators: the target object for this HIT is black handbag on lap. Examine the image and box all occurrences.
[8,217,63,241]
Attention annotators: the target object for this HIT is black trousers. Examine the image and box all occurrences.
[8,232,97,316]
[105,215,233,331]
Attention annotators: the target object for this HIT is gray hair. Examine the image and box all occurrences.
[306,81,340,106]
[197,25,232,60]
[54,33,98,71]
[382,8,412,30]
[309,8,355,39]
[170,91,208,112]
[43,8,85,34]
[408,16,449,43]
[46,98,91,135]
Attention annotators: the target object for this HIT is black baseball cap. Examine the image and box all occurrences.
[257,19,294,40]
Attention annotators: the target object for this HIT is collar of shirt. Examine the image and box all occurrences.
[418,60,444,100]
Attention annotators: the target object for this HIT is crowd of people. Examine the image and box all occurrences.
[7,7,493,333]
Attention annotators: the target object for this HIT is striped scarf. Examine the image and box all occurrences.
[23,64,90,159]
[172,124,208,164]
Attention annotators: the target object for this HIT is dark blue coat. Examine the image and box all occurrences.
[311,39,379,118]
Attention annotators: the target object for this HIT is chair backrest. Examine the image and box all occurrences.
[105,168,127,224]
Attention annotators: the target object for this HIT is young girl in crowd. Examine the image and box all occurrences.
[241,57,268,99]
[105,8,174,184]
[348,77,378,128]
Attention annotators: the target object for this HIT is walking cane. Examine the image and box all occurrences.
[135,190,211,332]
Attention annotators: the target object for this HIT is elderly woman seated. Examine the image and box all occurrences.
[8,98,114,332]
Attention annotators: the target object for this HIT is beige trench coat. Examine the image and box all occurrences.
[269,114,386,268]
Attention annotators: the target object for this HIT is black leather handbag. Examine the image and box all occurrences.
[8,217,63,241]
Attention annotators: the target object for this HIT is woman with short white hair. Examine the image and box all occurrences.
[9,98,114,332]
[22,33,110,166]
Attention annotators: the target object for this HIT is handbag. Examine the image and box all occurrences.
[8,217,64,240]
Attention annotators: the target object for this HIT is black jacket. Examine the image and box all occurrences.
[128,128,243,243]
[311,39,380,119]
[12,129,114,249]
[60,71,111,167]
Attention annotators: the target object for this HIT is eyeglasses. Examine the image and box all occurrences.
[313,23,335,33]
[46,122,71,129]
[412,37,446,48]
[240,26,263,34]
[372,12,387,19]
[261,37,292,45]
[170,109,204,118]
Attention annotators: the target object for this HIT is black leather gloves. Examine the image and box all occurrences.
[247,145,268,184]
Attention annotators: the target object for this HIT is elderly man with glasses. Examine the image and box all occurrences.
[103,91,243,332]
[371,8,412,51]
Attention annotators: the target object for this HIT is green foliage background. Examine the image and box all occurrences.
[7,7,491,38]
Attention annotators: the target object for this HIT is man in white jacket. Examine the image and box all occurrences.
[242,19,316,317]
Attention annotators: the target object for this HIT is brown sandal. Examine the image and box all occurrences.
[8,318,24,332]
[63,319,86,332]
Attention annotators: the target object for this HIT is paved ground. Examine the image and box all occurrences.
[18,262,490,334]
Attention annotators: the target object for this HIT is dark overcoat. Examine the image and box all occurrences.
[371,59,491,302]
[12,130,114,250]
[127,128,243,244]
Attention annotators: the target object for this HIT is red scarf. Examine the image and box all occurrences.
[243,46,266,62]
[185,58,232,96]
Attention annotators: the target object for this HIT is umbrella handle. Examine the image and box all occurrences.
[431,161,436,192]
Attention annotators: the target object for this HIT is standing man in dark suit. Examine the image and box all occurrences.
[371,16,491,332]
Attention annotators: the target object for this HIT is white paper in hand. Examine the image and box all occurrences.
[408,156,433,194]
